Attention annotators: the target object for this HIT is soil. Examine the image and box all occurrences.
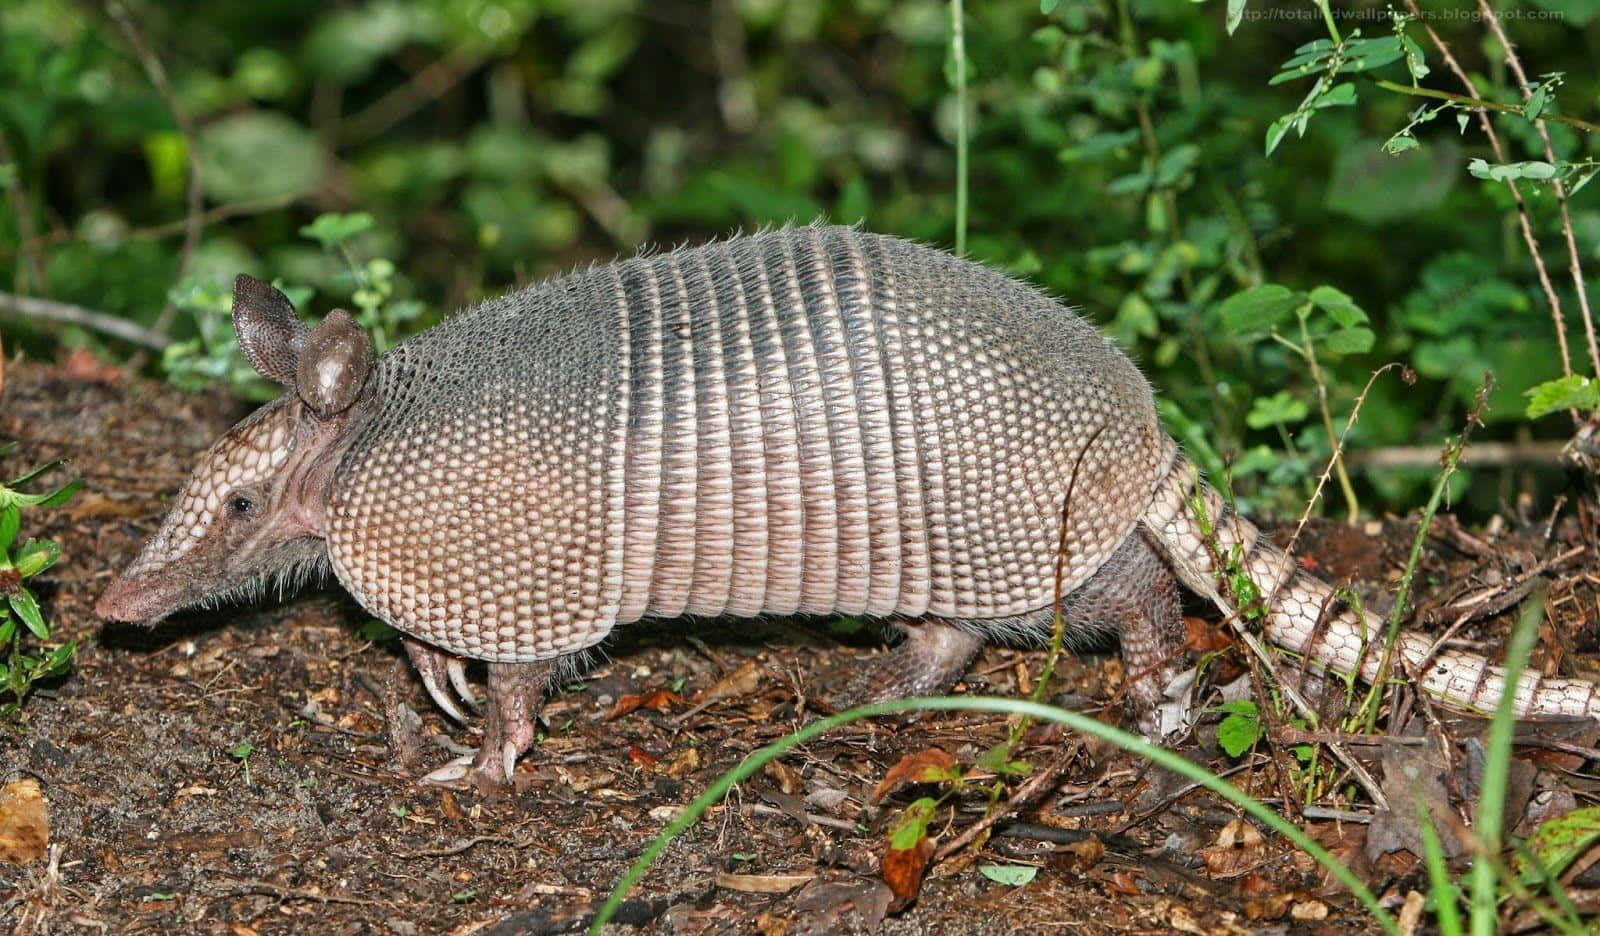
[1,362,1597,935]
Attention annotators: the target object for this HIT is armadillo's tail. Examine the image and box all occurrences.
[1139,451,1600,720]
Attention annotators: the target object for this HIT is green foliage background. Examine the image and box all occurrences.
[2,0,1598,515]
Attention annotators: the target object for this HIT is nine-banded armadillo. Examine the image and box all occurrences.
[96,225,1600,788]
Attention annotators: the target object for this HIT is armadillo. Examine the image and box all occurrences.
[95,225,1600,788]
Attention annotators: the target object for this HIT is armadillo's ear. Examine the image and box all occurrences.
[233,274,310,385]
[295,308,373,417]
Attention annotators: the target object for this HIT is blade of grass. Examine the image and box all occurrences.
[1468,584,1547,935]
[589,695,1398,935]
[1418,794,1465,936]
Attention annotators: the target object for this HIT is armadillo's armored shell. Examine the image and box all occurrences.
[326,226,1170,663]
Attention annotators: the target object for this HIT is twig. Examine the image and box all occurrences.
[1370,78,1600,136]
[932,742,1079,861]
[339,44,490,147]
[0,291,170,349]
[0,132,46,295]
[1476,0,1600,378]
[1399,0,1576,409]
[396,834,523,859]
[1347,440,1568,470]
[106,0,203,355]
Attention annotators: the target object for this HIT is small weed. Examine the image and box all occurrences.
[0,445,81,720]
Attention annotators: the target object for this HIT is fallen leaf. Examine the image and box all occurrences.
[1200,818,1265,877]
[665,747,701,779]
[59,347,122,383]
[1291,899,1329,921]
[714,871,816,894]
[871,748,960,803]
[882,836,934,905]
[765,759,803,795]
[0,778,49,865]
[627,746,658,769]
[604,689,684,721]
[977,864,1038,886]
[790,878,893,932]
[1368,738,1468,863]
[692,660,762,705]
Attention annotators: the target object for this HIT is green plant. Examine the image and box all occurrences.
[0,445,81,719]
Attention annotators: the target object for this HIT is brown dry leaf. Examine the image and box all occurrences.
[692,660,762,705]
[665,747,701,779]
[1397,889,1426,935]
[1058,836,1105,870]
[0,778,49,865]
[1290,899,1329,921]
[714,871,816,894]
[871,748,960,804]
[1368,738,1468,863]
[1105,869,1143,896]
[764,759,803,795]
[1200,818,1265,877]
[65,492,146,521]
[881,837,935,906]
[604,689,684,721]
[59,346,123,383]
[626,746,658,770]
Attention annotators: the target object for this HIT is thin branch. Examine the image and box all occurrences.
[0,132,46,295]
[106,0,204,354]
[1476,0,1600,378]
[339,44,489,147]
[1346,440,1568,470]
[1399,0,1576,405]
[1371,78,1600,136]
[0,292,171,350]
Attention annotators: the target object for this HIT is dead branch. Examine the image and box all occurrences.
[0,292,170,350]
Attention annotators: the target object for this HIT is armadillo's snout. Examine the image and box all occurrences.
[94,568,182,623]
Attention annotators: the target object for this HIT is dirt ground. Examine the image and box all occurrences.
[1,361,1598,934]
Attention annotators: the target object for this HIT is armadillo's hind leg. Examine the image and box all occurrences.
[1082,527,1184,724]
[835,619,986,705]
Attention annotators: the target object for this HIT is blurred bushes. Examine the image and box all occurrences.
[1,0,1598,513]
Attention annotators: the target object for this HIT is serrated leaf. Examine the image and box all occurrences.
[300,212,375,249]
[8,591,46,640]
[1218,284,1300,334]
[1246,391,1309,429]
[1322,327,1375,354]
[1216,709,1261,758]
[978,864,1039,886]
[1525,375,1600,419]
[1308,286,1367,327]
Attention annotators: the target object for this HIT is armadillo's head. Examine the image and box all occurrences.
[96,276,377,623]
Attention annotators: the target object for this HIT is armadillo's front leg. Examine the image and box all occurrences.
[423,660,554,789]
[402,636,478,723]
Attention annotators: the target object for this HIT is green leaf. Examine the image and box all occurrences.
[1401,34,1429,81]
[16,539,61,582]
[889,797,938,851]
[1525,376,1600,419]
[1246,391,1309,429]
[1218,284,1300,334]
[1337,37,1405,74]
[198,111,328,203]
[1264,115,1294,156]
[1467,158,1558,182]
[1321,327,1375,354]
[976,743,1033,776]
[43,643,74,675]
[1515,805,1600,882]
[232,741,255,760]
[1308,286,1367,327]
[7,456,66,489]
[0,616,15,646]
[300,212,375,250]
[0,506,18,552]
[1225,0,1247,35]
[1382,134,1420,155]
[1211,700,1261,757]
[978,864,1039,886]
[1525,84,1548,121]
[9,591,46,640]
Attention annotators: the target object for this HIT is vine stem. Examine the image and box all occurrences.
[950,0,968,254]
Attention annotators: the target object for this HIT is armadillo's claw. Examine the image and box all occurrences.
[447,657,483,711]
[403,637,471,723]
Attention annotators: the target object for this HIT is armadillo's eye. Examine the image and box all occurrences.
[229,494,257,516]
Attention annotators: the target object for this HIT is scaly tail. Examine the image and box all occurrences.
[1141,452,1600,719]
